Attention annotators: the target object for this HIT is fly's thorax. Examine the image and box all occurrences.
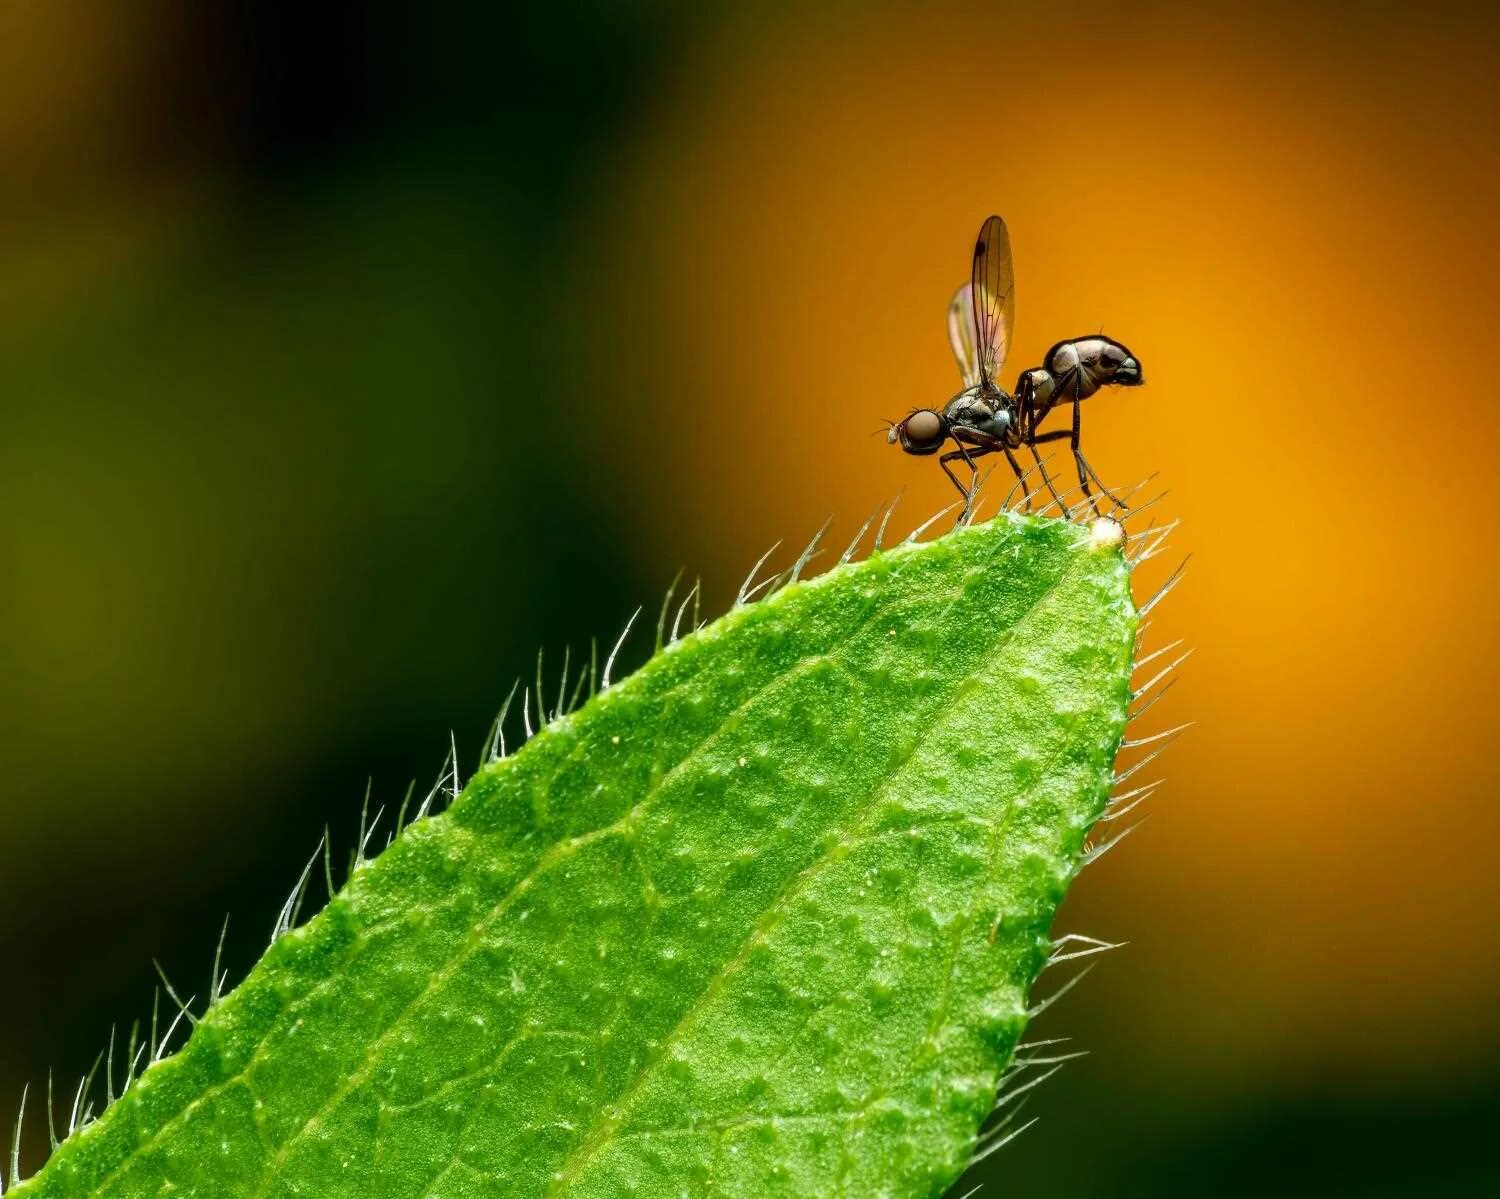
[944,386,1013,441]
[942,384,987,417]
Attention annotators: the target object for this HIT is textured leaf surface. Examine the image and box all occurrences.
[16,513,1136,1198]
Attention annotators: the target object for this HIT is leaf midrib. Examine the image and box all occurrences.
[544,548,1084,1195]
[74,569,895,1198]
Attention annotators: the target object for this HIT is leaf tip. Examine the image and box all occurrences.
[1088,515,1125,551]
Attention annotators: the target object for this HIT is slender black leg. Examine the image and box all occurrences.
[1068,394,1127,513]
[1009,390,1040,512]
[1026,443,1066,510]
[1020,378,1066,510]
[1068,395,1103,516]
[1033,427,1101,514]
[1001,447,1030,510]
[1032,374,1127,517]
[938,443,994,502]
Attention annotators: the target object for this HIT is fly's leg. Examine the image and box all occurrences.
[1066,387,1126,513]
[1032,371,1126,516]
[938,442,994,503]
[1031,421,1126,517]
[1001,447,1031,511]
[1020,444,1068,510]
[1015,381,1066,511]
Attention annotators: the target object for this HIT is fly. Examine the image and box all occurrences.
[888,215,1144,514]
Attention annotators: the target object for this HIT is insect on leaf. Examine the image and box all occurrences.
[14,512,1137,1198]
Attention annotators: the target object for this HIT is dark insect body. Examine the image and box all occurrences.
[889,215,1144,513]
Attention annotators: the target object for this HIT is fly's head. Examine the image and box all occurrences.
[889,409,947,456]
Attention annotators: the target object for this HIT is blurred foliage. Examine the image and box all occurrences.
[0,0,700,1164]
[3,0,1499,1194]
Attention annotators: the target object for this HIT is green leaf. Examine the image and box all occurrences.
[13,512,1137,1198]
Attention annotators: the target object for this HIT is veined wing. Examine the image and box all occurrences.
[947,282,981,389]
[970,214,1015,386]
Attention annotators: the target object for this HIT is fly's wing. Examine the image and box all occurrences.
[947,282,981,389]
[970,214,1015,387]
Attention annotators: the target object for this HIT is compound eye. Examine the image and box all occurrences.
[903,410,943,445]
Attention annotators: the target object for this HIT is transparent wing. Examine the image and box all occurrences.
[947,282,981,388]
[970,215,1015,386]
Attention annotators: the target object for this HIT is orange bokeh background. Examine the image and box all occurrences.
[1,0,1496,1190]
[584,0,1500,1085]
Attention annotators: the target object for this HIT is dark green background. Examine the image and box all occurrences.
[3,2,1496,1194]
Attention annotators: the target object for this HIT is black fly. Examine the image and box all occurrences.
[888,215,1144,514]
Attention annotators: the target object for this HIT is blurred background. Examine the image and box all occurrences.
[1,0,1496,1193]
